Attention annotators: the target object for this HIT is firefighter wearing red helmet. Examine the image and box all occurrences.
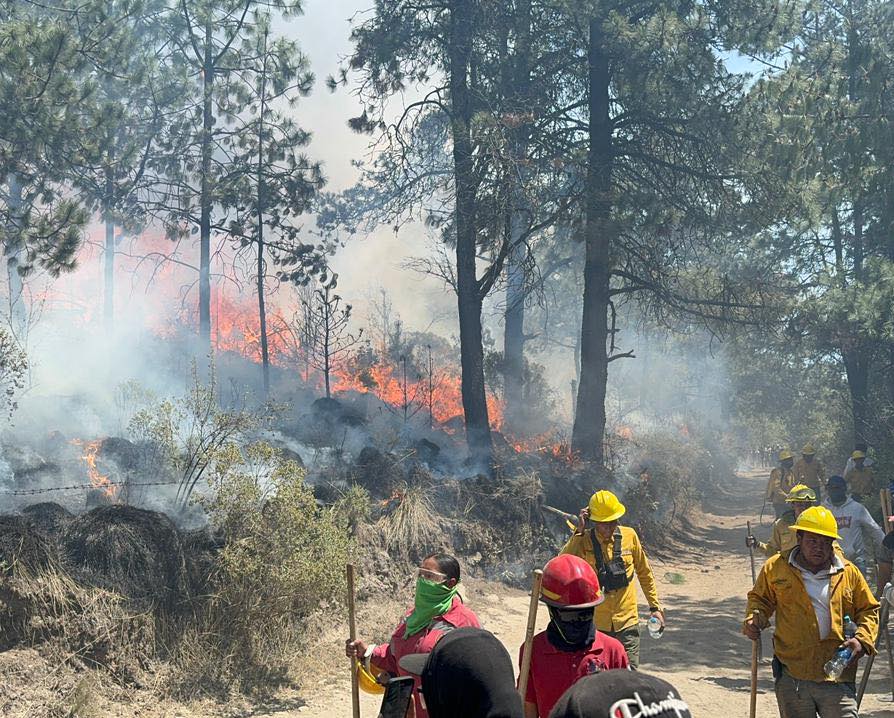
[518,554,629,718]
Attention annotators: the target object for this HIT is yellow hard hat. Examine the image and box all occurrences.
[779,449,794,461]
[357,660,385,695]
[852,450,866,460]
[789,506,841,540]
[588,490,626,522]
[801,443,815,455]
[785,484,816,503]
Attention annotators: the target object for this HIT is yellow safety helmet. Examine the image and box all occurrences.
[789,506,841,540]
[852,450,866,460]
[588,490,626,523]
[778,448,794,461]
[357,660,386,695]
[801,443,815,455]
[785,484,816,503]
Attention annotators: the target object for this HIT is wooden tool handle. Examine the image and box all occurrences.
[749,610,759,718]
[518,569,544,702]
[347,564,360,718]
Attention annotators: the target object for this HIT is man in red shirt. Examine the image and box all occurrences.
[519,554,629,718]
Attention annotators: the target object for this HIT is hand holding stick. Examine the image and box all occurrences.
[746,521,762,662]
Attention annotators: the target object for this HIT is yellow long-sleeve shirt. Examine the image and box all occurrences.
[793,458,825,496]
[759,513,798,558]
[745,550,878,683]
[561,525,661,632]
[766,467,797,504]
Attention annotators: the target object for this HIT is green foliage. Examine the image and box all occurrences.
[178,440,350,692]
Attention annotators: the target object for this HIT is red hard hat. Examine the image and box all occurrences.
[540,554,604,609]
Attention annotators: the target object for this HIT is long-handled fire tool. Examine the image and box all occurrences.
[347,563,361,718]
[858,582,894,706]
[542,505,579,532]
[749,610,760,718]
[746,521,763,662]
[518,568,544,702]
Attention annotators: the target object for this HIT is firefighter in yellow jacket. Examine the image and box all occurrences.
[766,448,797,518]
[794,443,825,501]
[743,506,879,717]
[561,490,663,668]
[747,484,816,558]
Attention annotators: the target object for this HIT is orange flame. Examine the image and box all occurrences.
[71,439,118,499]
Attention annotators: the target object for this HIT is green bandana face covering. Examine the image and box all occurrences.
[403,577,459,637]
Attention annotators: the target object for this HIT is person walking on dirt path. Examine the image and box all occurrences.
[822,475,885,580]
[748,484,817,558]
[561,490,663,668]
[844,451,876,505]
[743,506,879,718]
[518,554,629,718]
[795,445,826,502]
[876,517,894,596]
[842,442,874,477]
[345,553,480,718]
[767,449,798,519]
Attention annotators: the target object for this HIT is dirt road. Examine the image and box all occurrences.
[305,469,893,717]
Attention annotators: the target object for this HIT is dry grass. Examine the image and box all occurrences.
[378,482,444,558]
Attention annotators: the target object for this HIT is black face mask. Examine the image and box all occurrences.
[828,487,847,504]
[546,606,595,652]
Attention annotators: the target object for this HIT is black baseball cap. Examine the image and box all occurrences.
[548,670,691,718]
[827,475,847,488]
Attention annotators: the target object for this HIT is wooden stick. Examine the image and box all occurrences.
[858,598,889,706]
[747,522,762,662]
[749,611,760,718]
[882,489,893,533]
[518,569,544,702]
[883,601,894,703]
[347,564,361,718]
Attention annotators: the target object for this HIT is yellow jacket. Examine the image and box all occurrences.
[759,513,797,558]
[766,467,797,504]
[793,459,825,494]
[745,550,879,683]
[562,525,660,632]
[844,466,875,496]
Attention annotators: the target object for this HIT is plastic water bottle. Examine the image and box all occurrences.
[843,615,857,640]
[647,616,662,639]
[824,647,853,680]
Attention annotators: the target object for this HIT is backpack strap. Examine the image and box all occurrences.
[589,528,606,571]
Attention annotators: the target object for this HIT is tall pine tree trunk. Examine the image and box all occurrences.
[5,174,26,338]
[450,0,493,463]
[104,217,115,329]
[198,21,213,359]
[257,30,270,396]
[502,0,532,433]
[571,18,613,464]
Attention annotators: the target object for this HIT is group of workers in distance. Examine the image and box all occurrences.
[345,489,687,718]
[746,442,894,717]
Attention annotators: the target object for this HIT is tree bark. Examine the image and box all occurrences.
[502,0,532,433]
[5,173,25,338]
[198,20,214,360]
[449,0,493,464]
[571,18,613,464]
[257,30,270,396]
[843,347,871,444]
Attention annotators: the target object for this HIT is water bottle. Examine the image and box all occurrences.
[647,615,662,639]
[823,647,853,680]
[843,615,857,640]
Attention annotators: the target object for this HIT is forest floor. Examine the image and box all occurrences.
[4,469,893,716]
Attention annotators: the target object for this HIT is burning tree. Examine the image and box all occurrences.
[302,282,362,399]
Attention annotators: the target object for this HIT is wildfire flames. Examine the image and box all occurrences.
[71,439,118,499]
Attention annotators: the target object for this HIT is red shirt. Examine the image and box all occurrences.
[519,630,629,716]
[371,595,480,718]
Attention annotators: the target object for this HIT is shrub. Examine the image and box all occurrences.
[172,441,350,694]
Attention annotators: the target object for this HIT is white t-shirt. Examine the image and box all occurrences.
[788,549,845,640]
[822,497,885,561]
